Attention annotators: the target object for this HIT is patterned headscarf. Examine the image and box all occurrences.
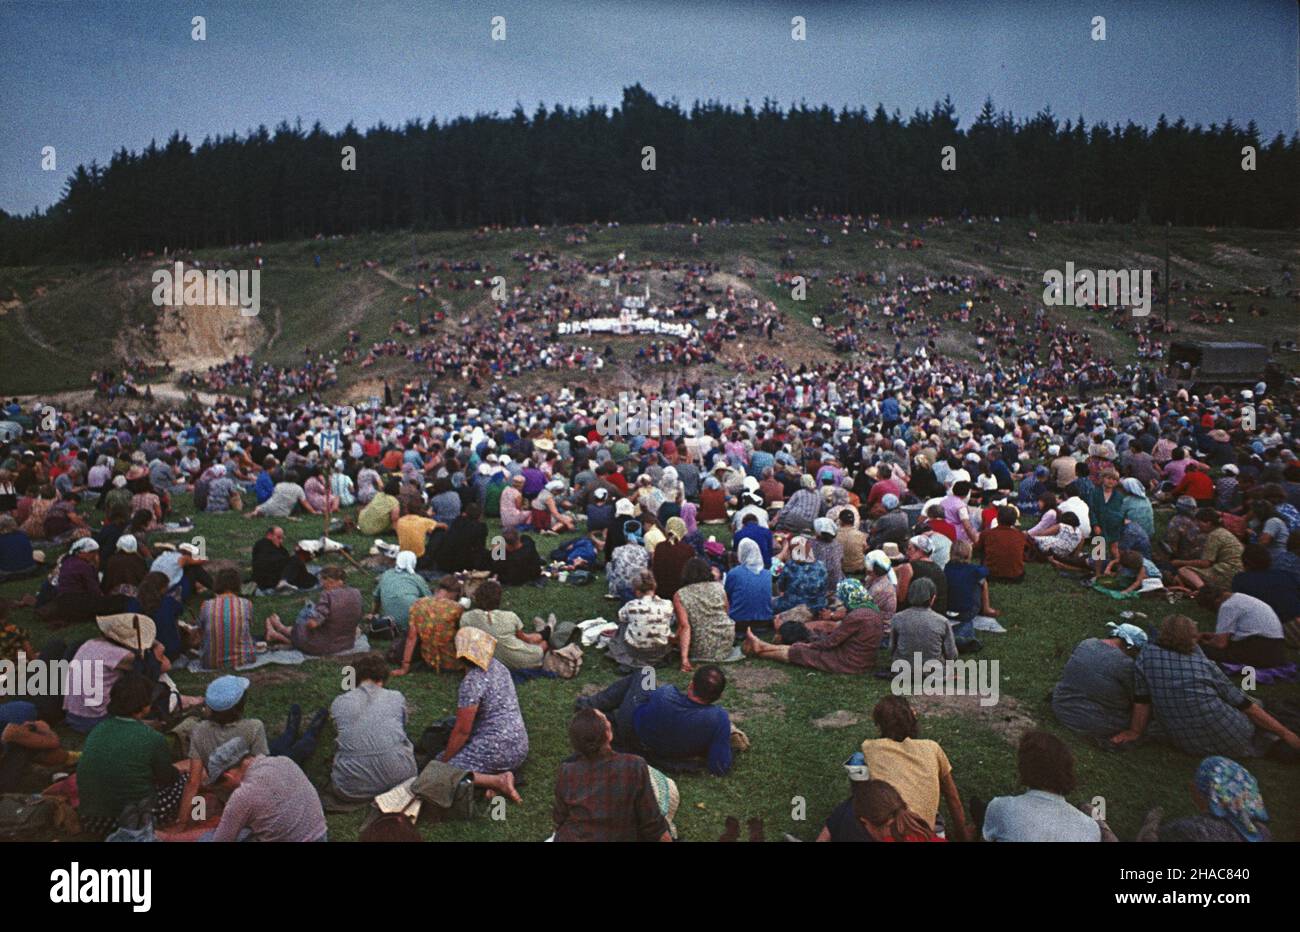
[865,549,898,586]
[1195,756,1268,842]
[665,516,687,543]
[455,626,496,671]
[680,502,698,535]
[836,578,874,611]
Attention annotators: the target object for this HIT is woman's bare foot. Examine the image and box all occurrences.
[478,771,522,803]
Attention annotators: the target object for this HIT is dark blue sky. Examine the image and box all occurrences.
[2,0,1296,214]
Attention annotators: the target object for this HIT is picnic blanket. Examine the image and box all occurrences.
[1220,661,1299,685]
[175,632,371,672]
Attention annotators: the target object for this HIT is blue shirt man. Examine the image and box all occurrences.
[633,680,733,776]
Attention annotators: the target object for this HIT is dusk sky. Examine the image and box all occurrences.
[1,0,1296,215]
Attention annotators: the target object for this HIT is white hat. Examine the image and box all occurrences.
[69,537,99,554]
[116,534,138,554]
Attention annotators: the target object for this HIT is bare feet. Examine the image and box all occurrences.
[479,771,523,804]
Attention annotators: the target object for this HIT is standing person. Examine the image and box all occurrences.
[552,709,673,843]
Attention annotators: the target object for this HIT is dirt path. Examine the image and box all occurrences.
[16,381,220,409]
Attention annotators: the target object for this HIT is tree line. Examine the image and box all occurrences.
[1,84,1295,264]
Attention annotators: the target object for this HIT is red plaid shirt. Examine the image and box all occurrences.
[552,750,668,842]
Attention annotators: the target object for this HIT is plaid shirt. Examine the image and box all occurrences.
[1133,643,1256,757]
[553,750,668,842]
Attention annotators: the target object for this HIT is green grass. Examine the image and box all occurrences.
[5,494,1300,842]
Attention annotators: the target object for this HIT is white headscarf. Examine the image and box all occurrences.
[737,538,764,574]
[866,549,898,585]
[395,550,417,573]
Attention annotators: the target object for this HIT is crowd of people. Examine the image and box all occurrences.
[1,264,1298,842]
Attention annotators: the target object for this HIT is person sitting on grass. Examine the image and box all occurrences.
[329,652,418,802]
[859,695,971,840]
[460,579,548,671]
[393,575,465,676]
[552,708,673,843]
[265,565,362,654]
[673,557,735,670]
[744,578,885,675]
[437,627,529,786]
[830,779,946,843]
[189,675,329,771]
[490,527,544,586]
[1106,549,1166,596]
[1230,544,1300,633]
[0,700,79,794]
[369,550,431,641]
[888,577,957,667]
[1110,615,1300,760]
[943,540,997,643]
[773,535,830,615]
[75,673,202,839]
[1136,755,1272,842]
[607,571,674,671]
[577,664,734,777]
[202,735,329,842]
[1171,508,1244,593]
[357,478,401,536]
[1051,622,1148,741]
[976,505,1027,581]
[197,568,257,671]
[1192,585,1287,669]
[978,730,1113,842]
[1035,510,1084,565]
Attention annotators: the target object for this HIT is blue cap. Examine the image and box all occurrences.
[205,675,251,712]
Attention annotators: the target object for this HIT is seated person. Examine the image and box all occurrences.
[250,525,313,592]
[265,566,363,654]
[76,674,201,838]
[577,665,733,776]
[980,731,1108,842]
[459,579,546,671]
[1230,544,1300,629]
[943,540,996,641]
[203,736,329,842]
[1111,615,1300,759]
[606,571,674,670]
[394,576,466,675]
[1193,585,1287,668]
[1106,549,1166,596]
[1051,623,1147,739]
[743,578,885,675]
[0,700,78,794]
[0,514,41,581]
[889,578,957,667]
[490,528,543,586]
[1136,755,1271,842]
[859,695,970,839]
[724,538,773,637]
[772,536,829,615]
[976,506,1027,581]
[197,569,257,670]
[370,551,432,639]
[552,709,673,842]
[356,479,401,535]
[431,503,489,572]
[438,628,529,778]
[821,779,945,843]
[328,653,418,801]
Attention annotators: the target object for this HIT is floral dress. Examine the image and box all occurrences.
[408,596,463,671]
[607,542,650,600]
[774,560,829,615]
[677,581,735,663]
[448,658,529,773]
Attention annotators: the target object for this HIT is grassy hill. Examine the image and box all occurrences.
[2,218,1297,397]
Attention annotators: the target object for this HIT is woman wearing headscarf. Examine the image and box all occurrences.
[652,516,696,600]
[698,474,729,524]
[371,550,432,638]
[673,557,734,670]
[607,520,650,602]
[865,550,898,621]
[1137,756,1271,842]
[811,517,844,595]
[437,627,529,777]
[101,534,148,599]
[1119,477,1155,538]
[773,535,830,615]
[743,578,885,675]
[724,537,773,637]
[1051,622,1149,740]
[678,502,705,557]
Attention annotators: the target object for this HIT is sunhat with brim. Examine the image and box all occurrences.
[455,626,496,671]
[97,613,156,652]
